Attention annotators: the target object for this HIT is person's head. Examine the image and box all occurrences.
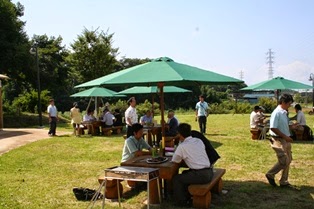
[199,94,205,102]
[132,123,143,139]
[278,94,294,110]
[254,105,261,112]
[145,110,152,117]
[49,99,54,105]
[294,104,302,111]
[87,109,94,115]
[167,110,175,118]
[177,123,191,140]
[103,108,109,113]
[127,97,136,107]
[73,102,78,108]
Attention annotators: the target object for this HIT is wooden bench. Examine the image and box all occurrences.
[188,168,226,209]
[102,126,124,136]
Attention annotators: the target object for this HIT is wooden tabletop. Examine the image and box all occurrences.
[120,155,179,180]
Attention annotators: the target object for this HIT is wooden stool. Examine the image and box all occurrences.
[250,128,261,140]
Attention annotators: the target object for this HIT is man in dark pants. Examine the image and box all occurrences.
[47,99,58,136]
[171,123,213,207]
[195,95,209,134]
[125,97,138,137]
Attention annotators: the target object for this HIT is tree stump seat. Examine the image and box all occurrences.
[188,168,226,209]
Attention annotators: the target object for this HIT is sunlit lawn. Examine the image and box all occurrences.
[0,113,313,209]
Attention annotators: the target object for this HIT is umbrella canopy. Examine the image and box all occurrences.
[75,57,243,147]
[118,86,192,94]
[70,87,125,97]
[70,87,125,117]
[75,57,242,88]
[118,86,192,116]
[241,77,313,91]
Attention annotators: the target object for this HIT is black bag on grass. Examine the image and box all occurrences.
[73,187,103,201]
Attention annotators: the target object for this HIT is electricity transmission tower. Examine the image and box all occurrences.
[266,49,274,79]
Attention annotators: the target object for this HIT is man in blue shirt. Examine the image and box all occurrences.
[195,95,209,134]
[121,123,151,162]
[266,94,299,189]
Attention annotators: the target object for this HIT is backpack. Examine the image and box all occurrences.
[302,125,313,141]
[72,187,103,201]
[191,130,221,165]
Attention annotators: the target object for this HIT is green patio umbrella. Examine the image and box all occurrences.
[241,76,313,103]
[118,86,192,115]
[118,86,191,94]
[241,77,313,91]
[70,87,125,116]
[75,57,243,147]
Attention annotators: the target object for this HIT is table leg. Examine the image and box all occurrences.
[148,178,160,204]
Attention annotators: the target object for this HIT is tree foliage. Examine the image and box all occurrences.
[0,0,33,97]
[69,28,119,84]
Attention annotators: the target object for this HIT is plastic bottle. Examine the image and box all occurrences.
[152,143,157,158]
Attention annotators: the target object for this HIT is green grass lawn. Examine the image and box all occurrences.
[0,113,313,209]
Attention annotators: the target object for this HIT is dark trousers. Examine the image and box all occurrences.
[173,168,213,206]
[48,117,57,135]
[126,125,133,138]
[198,116,207,134]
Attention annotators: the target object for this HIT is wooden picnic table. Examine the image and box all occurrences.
[81,121,101,135]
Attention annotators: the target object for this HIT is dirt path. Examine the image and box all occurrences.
[0,128,72,155]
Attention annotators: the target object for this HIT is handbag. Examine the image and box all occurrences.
[72,187,103,201]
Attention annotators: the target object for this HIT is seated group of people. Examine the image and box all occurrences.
[70,102,123,136]
[249,103,312,140]
[121,122,220,207]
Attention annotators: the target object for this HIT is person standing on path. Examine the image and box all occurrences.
[125,97,138,138]
[195,94,209,134]
[265,94,298,189]
[47,99,58,136]
[70,102,82,136]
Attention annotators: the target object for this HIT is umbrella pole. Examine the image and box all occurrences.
[86,98,92,113]
[158,82,165,149]
[152,94,155,116]
[95,97,98,119]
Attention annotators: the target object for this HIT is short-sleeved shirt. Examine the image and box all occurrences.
[125,106,138,126]
[250,111,261,128]
[296,110,306,126]
[70,107,82,124]
[172,136,211,169]
[141,115,153,124]
[269,105,290,136]
[83,114,95,122]
[121,136,151,162]
[47,105,57,117]
[195,101,209,116]
[102,112,115,126]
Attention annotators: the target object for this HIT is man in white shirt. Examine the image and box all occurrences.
[171,123,213,207]
[250,106,263,129]
[125,97,138,137]
[101,108,115,128]
[47,99,58,136]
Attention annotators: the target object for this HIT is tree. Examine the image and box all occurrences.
[69,28,119,84]
[30,35,71,112]
[0,0,33,99]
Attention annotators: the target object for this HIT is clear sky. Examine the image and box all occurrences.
[13,0,314,87]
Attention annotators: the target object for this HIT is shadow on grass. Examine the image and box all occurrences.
[212,180,314,209]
